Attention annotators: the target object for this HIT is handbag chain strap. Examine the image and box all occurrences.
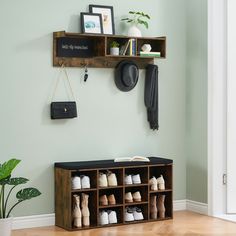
[51,64,76,101]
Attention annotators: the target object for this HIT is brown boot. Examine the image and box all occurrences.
[108,194,116,205]
[73,195,82,227]
[99,195,108,206]
[81,193,90,226]
[150,195,158,219]
[157,195,165,219]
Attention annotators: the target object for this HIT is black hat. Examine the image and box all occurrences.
[115,60,139,92]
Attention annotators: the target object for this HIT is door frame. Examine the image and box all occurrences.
[208,0,227,216]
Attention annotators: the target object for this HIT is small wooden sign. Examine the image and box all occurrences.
[56,37,94,58]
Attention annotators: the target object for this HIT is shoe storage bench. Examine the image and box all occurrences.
[54,157,173,231]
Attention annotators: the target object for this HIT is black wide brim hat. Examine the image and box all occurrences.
[115,60,139,92]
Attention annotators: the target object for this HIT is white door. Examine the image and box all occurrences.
[227,0,236,214]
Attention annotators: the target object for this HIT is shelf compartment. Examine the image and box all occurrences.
[71,191,98,229]
[98,206,123,226]
[124,167,149,185]
[149,164,173,190]
[71,170,97,189]
[99,188,123,206]
[98,168,123,187]
[137,37,166,58]
[124,203,148,223]
[149,192,173,220]
[125,186,148,202]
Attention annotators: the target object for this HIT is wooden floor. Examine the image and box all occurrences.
[12,211,236,236]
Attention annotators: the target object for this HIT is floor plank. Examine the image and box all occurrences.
[12,211,236,236]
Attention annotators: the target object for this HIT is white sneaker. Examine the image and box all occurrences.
[124,207,134,222]
[157,175,165,190]
[81,175,90,189]
[133,207,144,221]
[132,174,141,184]
[99,211,109,225]
[125,175,133,185]
[149,176,158,191]
[107,171,118,186]
[108,210,117,224]
[99,172,108,187]
[72,176,81,190]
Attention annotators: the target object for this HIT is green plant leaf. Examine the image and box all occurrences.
[137,19,149,29]
[121,18,130,21]
[129,11,135,14]
[0,159,20,181]
[7,177,29,186]
[16,188,41,201]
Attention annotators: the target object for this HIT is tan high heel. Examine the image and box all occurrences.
[73,195,82,227]
[81,193,90,226]
[157,194,165,219]
[150,195,158,219]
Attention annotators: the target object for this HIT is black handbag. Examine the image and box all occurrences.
[51,101,77,119]
[50,64,78,119]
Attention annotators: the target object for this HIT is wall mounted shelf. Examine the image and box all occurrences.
[53,31,166,69]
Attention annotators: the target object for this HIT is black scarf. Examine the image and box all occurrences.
[145,64,159,130]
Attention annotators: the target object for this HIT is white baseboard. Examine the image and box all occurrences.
[173,199,187,211]
[12,200,208,230]
[13,214,55,230]
[186,200,208,215]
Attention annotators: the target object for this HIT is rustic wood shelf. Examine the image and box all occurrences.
[54,157,173,231]
[53,31,166,69]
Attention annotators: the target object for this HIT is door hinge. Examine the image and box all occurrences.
[223,174,227,185]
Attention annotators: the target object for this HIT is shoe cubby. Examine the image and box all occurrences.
[98,206,123,226]
[125,185,149,203]
[99,188,123,206]
[71,191,98,229]
[98,168,123,188]
[124,203,149,223]
[124,166,149,185]
[149,192,173,220]
[149,164,173,190]
[71,169,97,190]
[55,157,173,231]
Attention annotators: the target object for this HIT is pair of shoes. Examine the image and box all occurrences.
[99,210,118,225]
[99,194,116,206]
[150,194,166,219]
[125,174,141,185]
[149,175,165,191]
[73,193,90,227]
[72,175,90,189]
[125,191,141,203]
[99,171,117,187]
[125,207,144,221]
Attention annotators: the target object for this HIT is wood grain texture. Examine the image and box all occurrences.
[12,211,236,236]
[53,31,166,69]
[55,163,173,231]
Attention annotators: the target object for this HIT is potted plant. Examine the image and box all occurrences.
[0,159,41,236]
[110,41,120,56]
[121,11,151,37]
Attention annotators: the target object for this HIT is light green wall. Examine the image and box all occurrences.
[0,0,189,217]
[186,0,208,203]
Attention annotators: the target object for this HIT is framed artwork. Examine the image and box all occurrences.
[89,5,115,35]
[81,13,103,34]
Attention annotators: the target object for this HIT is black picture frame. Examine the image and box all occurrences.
[81,12,103,34]
[89,5,115,35]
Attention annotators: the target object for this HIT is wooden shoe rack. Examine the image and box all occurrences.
[54,157,173,231]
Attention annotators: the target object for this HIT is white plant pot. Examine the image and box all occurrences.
[110,47,119,56]
[128,25,142,37]
[0,217,13,236]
